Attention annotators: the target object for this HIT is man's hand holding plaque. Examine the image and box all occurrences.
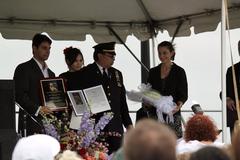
[40,106,53,114]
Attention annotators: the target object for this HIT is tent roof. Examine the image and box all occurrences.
[0,0,240,42]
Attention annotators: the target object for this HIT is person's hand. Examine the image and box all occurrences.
[227,97,236,111]
[126,125,133,131]
[142,99,152,108]
[172,105,181,114]
[40,106,53,114]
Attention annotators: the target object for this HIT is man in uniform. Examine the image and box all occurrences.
[226,40,240,135]
[69,42,133,154]
[14,33,54,136]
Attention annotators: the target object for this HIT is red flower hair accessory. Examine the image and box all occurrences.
[63,46,73,55]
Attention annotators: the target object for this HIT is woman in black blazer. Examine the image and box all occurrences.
[147,41,188,138]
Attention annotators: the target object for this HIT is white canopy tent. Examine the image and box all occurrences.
[0,0,240,42]
[0,0,239,142]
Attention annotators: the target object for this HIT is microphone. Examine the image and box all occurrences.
[191,103,222,135]
[191,104,204,114]
[15,102,45,136]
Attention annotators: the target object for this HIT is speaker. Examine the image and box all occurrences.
[0,80,17,160]
[0,80,15,130]
[0,129,19,160]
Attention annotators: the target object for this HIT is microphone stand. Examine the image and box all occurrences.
[180,114,186,128]
[15,102,44,137]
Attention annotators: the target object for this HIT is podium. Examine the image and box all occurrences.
[0,129,18,160]
[0,80,18,160]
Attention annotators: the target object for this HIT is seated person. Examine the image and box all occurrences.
[123,119,177,160]
[12,134,60,160]
[227,123,240,160]
[177,114,225,154]
[189,146,230,160]
[55,150,83,160]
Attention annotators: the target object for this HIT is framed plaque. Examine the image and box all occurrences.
[67,90,89,116]
[40,78,68,111]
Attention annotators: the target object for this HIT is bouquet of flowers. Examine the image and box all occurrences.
[127,83,176,123]
[41,110,114,160]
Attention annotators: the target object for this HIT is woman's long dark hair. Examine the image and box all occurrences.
[63,47,83,66]
[158,41,175,60]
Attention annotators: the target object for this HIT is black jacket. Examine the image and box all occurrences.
[68,62,132,153]
[69,63,132,131]
[148,63,188,106]
[137,63,188,121]
[14,58,55,135]
[226,62,240,127]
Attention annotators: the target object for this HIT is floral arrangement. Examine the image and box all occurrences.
[126,83,176,123]
[41,110,114,160]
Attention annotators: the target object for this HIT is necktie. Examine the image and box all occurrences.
[102,68,109,85]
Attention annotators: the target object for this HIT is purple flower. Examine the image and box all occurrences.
[43,123,59,140]
[78,111,93,133]
[78,111,95,147]
[78,111,113,148]
[94,112,113,137]
[81,131,95,147]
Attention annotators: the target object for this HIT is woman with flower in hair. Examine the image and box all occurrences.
[177,114,225,154]
[59,47,84,83]
[58,47,84,126]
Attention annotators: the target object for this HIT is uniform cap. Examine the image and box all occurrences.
[93,42,116,55]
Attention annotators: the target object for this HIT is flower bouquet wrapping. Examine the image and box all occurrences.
[41,110,115,160]
[126,83,176,123]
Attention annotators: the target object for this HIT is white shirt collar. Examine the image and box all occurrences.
[95,62,108,75]
[33,57,49,78]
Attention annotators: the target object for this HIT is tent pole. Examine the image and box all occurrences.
[171,20,184,43]
[141,40,150,83]
[151,37,157,67]
[221,0,227,143]
[136,0,157,37]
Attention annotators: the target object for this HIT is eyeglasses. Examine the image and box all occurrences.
[103,53,116,59]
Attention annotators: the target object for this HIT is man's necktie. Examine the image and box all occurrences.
[102,68,109,85]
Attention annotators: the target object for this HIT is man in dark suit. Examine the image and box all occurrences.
[14,33,54,136]
[69,42,133,154]
[226,40,240,135]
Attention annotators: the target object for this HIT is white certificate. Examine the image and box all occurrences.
[67,90,89,116]
[83,85,111,114]
[69,111,82,130]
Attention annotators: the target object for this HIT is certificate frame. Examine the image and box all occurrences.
[67,90,89,116]
[40,78,68,111]
[83,85,111,114]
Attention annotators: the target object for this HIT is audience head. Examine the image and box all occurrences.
[231,122,240,160]
[12,134,60,160]
[177,153,191,160]
[123,119,177,160]
[158,41,176,61]
[32,33,52,62]
[63,47,84,72]
[189,146,230,160]
[184,114,218,142]
[55,150,83,160]
[93,42,116,68]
